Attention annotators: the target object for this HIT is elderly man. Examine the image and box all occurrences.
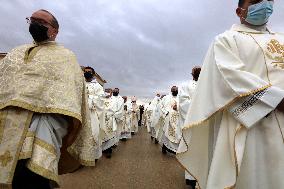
[0,10,96,189]
[177,0,284,188]
[84,66,105,160]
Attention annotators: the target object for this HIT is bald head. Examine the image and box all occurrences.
[29,9,59,41]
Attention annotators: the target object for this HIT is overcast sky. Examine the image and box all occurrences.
[0,0,283,98]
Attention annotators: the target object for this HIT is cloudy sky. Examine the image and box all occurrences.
[0,0,283,98]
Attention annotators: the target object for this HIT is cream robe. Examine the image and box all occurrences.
[101,95,124,150]
[144,103,151,133]
[177,24,284,189]
[86,80,105,159]
[179,80,197,180]
[131,102,139,133]
[120,101,132,139]
[179,80,197,129]
[153,97,166,144]
[0,41,95,186]
[149,97,160,137]
[161,95,181,152]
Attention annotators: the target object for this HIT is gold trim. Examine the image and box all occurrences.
[0,100,82,122]
[8,111,33,183]
[18,151,32,160]
[26,131,35,138]
[67,148,95,166]
[225,125,244,189]
[27,161,59,183]
[0,110,8,143]
[34,138,56,155]
[182,84,271,130]
[248,34,271,84]
[18,131,35,160]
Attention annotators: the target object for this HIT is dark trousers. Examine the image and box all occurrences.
[12,160,51,189]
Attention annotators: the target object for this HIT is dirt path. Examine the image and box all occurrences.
[59,126,187,189]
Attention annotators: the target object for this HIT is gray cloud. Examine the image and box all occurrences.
[0,0,283,98]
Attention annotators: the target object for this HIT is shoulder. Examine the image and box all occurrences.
[53,44,77,58]
[7,44,33,55]
[213,30,238,45]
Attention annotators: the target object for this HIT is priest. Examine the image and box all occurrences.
[177,1,284,188]
[84,66,105,161]
[0,9,96,189]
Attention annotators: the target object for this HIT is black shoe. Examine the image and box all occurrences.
[186,179,196,188]
[106,153,112,159]
[131,132,135,135]
[155,139,158,144]
[112,145,117,149]
[103,148,112,158]
[120,138,127,142]
[162,145,167,154]
[151,136,154,140]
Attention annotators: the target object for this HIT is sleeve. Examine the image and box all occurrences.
[114,98,124,120]
[161,97,170,118]
[229,86,284,128]
[182,32,272,127]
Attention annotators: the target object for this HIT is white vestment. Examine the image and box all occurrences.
[177,24,284,189]
[121,101,132,139]
[101,95,124,150]
[179,80,198,180]
[149,97,160,138]
[144,103,152,133]
[131,102,139,133]
[153,97,166,145]
[161,95,182,152]
[86,80,104,159]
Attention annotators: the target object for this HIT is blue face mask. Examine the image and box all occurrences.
[245,0,274,26]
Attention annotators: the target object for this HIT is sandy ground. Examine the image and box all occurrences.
[59,126,190,189]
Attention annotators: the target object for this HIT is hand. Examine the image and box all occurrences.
[172,104,177,111]
[277,98,284,113]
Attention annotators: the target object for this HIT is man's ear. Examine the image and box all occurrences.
[236,7,242,18]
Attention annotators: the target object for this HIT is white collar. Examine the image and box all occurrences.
[231,23,274,34]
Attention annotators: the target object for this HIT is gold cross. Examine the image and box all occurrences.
[0,150,13,167]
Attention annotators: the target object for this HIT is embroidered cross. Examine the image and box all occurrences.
[0,150,13,167]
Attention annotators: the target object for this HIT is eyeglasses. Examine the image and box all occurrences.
[26,17,55,28]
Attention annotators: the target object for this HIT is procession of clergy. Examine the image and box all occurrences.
[83,66,140,159]
[1,0,284,188]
